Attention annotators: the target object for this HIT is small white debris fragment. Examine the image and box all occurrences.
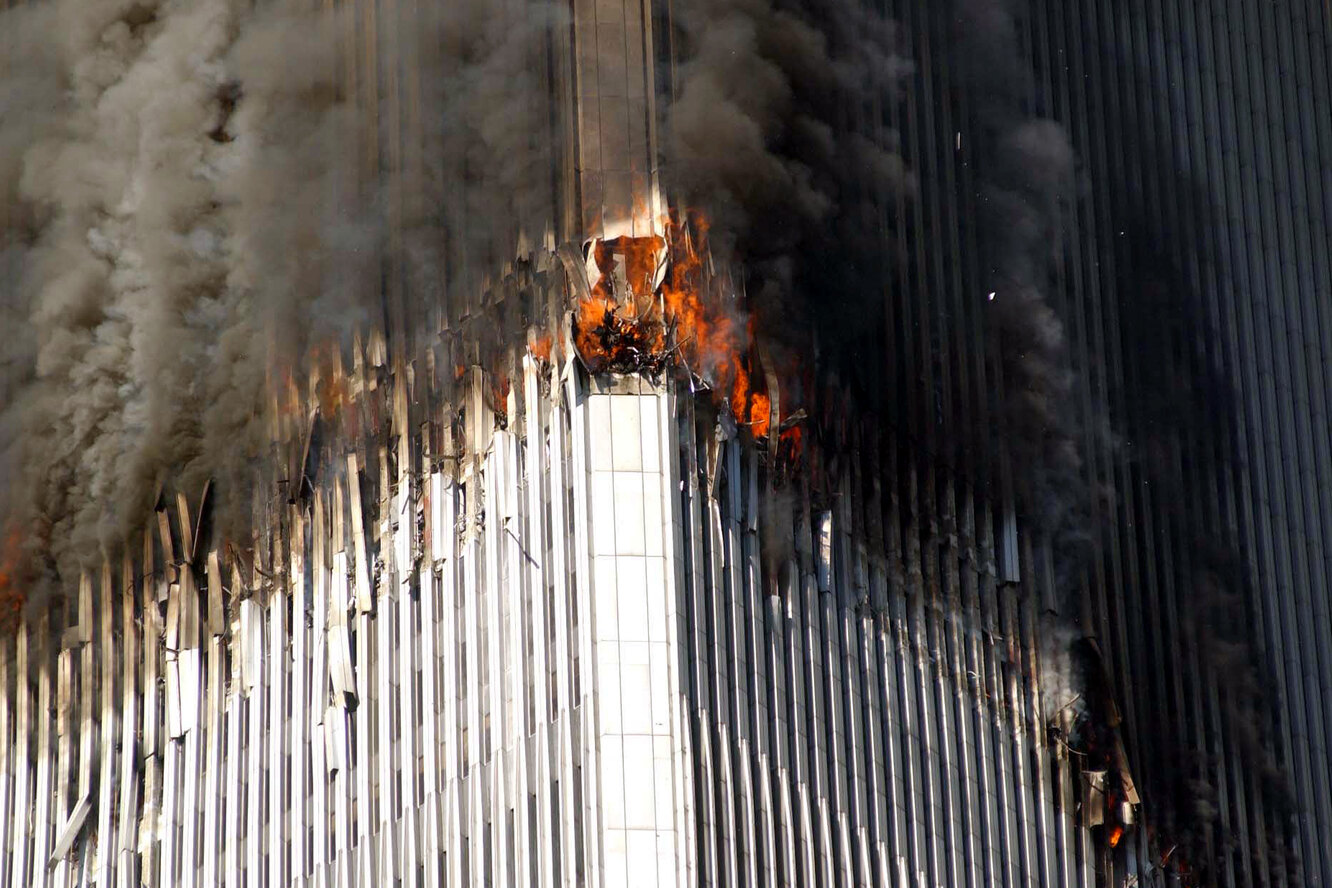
[987,291,997,301]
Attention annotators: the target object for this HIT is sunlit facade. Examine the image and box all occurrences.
[1,1,1327,888]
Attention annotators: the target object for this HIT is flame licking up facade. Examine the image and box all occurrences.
[574,209,802,460]
[0,0,1324,886]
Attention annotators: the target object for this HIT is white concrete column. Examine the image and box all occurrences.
[571,0,660,242]
[581,374,683,888]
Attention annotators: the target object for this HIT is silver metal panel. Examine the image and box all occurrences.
[0,636,11,888]
[33,614,54,888]
[0,356,1132,888]
[292,509,311,882]
[9,624,30,888]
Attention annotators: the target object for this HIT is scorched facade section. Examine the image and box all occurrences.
[0,0,1326,887]
[0,356,1129,888]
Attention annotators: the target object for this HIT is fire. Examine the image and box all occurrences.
[309,342,350,421]
[1107,825,1124,848]
[778,424,803,463]
[730,356,771,436]
[268,342,356,432]
[530,333,553,362]
[660,214,738,378]
[574,209,806,464]
[574,292,664,370]
[574,232,668,371]
[591,234,665,309]
[318,373,348,419]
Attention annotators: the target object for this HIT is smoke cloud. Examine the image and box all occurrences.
[0,0,370,604]
[951,0,1088,589]
[419,0,563,311]
[662,0,915,399]
[0,0,562,609]
[958,1,1295,878]
[663,0,1090,582]
[2,0,255,595]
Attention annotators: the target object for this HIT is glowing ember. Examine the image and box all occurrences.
[1107,825,1124,848]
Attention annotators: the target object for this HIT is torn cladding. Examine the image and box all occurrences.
[0,348,1142,888]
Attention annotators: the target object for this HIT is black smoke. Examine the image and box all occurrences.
[661,0,915,403]
[951,0,1093,596]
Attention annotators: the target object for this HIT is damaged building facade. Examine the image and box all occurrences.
[0,1,1328,888]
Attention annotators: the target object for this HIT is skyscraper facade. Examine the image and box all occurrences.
[0,2,1327,888]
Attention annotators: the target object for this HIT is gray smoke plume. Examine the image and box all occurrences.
[957,2,1296,879]
[2,0,265,593]
[952,0,1088,587]
[663,0,915,398]
[663,0,1086,578]
[0,0,562,609]
[418,0,564,316]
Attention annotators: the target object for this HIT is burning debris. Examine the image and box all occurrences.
[1048,637,1142,851]
[573,211,805,467]
[576,302,672,376]
[488,371,512,428]
[574,231,669,374]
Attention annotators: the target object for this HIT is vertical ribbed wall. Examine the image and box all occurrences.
[0,355,689,888]
[669,409,1137,888]
[856,0,1331,883]
[2,1,1327,886]
[1018,1,1331,884]
[0,357,1136,888]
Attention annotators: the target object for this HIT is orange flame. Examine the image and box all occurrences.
[591,234,664,309]
[1107,825,1124,848]
[574,209,806,465]
[530,334,553,363]
[310,342,350,421]
[778,424,804,463]
[730,356,771,437]
[575,233,667,369]
[318,373,348,419]
[660,214,741,381]
[269,342,355,430]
